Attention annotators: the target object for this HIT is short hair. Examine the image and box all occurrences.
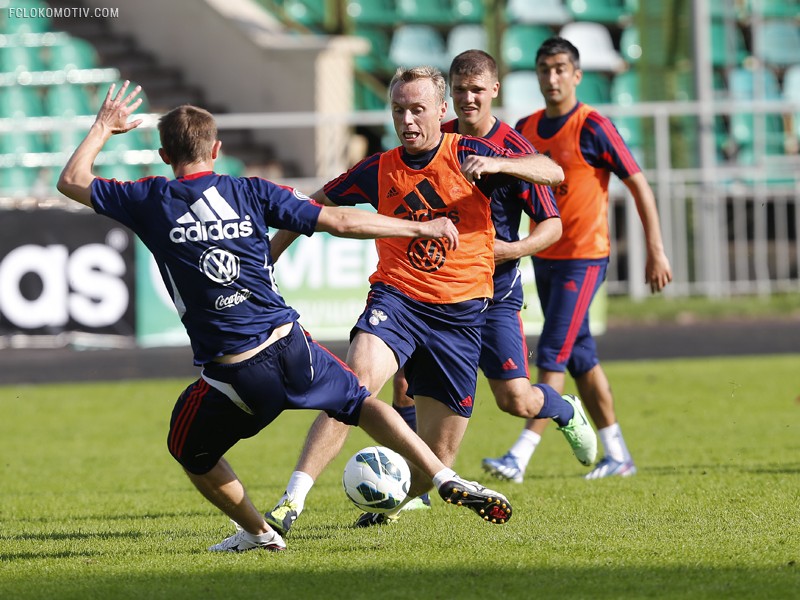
[388,66,447,105]
[536,37,581,70]
[157,105,217,165]
[449,49,498,83]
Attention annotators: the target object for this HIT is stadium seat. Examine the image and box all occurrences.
[0,85,44,117]
[746,0,800,19]
[102,128,153,153]
[396,0,453,25]
[559,22,625,71]
[612,115,644,148]
[0,166,40,196]
[215,154,247,177]
[502,25,551,71]
[752,21,800,68]
[353,27,394,74]
[619,25,641,64]
[0,130,46,155]
[389,25,448,71]
[49,126,90,154]
[0,45,45,74]
[782,65,800,138]
[354,78,387,110]
[447,24,487,60]
[94,163,144,182]
[0,0,50,34]
[46,36,99,71]
[283,0,327,27]
[710,20,748,67]
[44,84,94,117]
[610,70,639,105]
[727,68,785,156]
[578,71,611,104]
[451,0,484,24]
[566,0,635,25]
[345,0,397,26]
[506,0,570,25]
[501,71,545,122]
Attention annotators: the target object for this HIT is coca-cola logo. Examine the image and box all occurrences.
[214,288,252,310]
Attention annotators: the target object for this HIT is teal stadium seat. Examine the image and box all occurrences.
[0,166,40,196]
[728,68,784,157]
[215,154,247,177]
[44,84,94,117]
[506,0,570,25]
[0,0,50,34]
[783,65,800,139]
[578,71,611,104]
[753,21,800,68]
[746,0,800,19]
[610,70,638,105]
[559,22,625,71]
[49,126,90,154]
[501,71,545,121]
[502,25,551,71]
[354,78,387,110]
[389,25,448,71]
[451,0,484,24]
[567,0,635,25]
[0,130,46,154]
[0,85,44,117]
[396,0,453,25]
[710,20,748,67]
[283,0,326,27]
[95,163,144,182]
[619,25,640,64]
[353,27,394,74]
[345,0,397,26]
[46,36,99,71]
[447,24,487,60]
[0,45,45,74]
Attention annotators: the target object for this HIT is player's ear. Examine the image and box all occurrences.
[439,100,448,120]
[211,139,222,160]
[158,147,171,165]
[491,79,500,99]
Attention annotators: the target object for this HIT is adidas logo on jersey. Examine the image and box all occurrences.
[391,179,460,224]
[170,186,254,244]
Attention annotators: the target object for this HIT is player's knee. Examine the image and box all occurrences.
[495,388,533,418]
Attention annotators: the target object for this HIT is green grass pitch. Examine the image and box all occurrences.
[1,355,798,599]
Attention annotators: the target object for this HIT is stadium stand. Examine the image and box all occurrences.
[566,0,635,26]
[388,24,449,71]
[559,21,625,71]
[502,25,551,70]
[447,23,487,58]
[506,0,570,25]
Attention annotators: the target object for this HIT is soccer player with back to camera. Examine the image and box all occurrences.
[483,37,673,482]
[57,81,516,553]
[263,64,596,534]
[391,49,598,511]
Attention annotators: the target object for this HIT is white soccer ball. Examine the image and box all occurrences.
[342,446,411,513]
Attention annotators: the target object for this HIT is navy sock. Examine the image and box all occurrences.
[533,383,574,427]
[392,403,418,432]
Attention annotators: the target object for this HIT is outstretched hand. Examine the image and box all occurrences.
[422,217,459,250]
[95,80,143,135]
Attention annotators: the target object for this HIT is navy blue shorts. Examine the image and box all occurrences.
[168,322,369,474]
[479,282,530,380]
[353,283,487,418]
[533,257,608,378]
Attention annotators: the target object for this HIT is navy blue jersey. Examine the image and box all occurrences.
[324,133,558,301]
[91,171,322,365]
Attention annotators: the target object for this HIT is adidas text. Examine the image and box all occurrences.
[170,219,253,244]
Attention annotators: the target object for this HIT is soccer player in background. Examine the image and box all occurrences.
[264,65,596,533]
[56,81,516,553]
[483,37,673,482]
[391,50,597,509]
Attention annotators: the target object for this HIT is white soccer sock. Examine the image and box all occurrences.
[598,423,631,463]
[509,429,542,471]
[432,468,457,489]
[284,470,315,513]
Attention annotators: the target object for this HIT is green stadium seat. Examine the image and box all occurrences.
[0,0,50,34]
[345,0,397,26]
[610,70,639,105]
[0,166,40,196]
[102,128,153,153]
[49,126,90,153]
[447,24,487,60]
[389,25,448,71]
[0,85,44,117]
[353,27,393,74]
[744,0,800,19]
[710,20,748,67]
[709,0,742,19]
[728,68,785,156]
[451,0,484,24]
[0,45,45,74]
[506,0,570,25]
[94,163,144,182]
[567,0,635,25]
[0,131,46,154]
[578,71,611,105]
[396,0,452,25]
[354,78,387,110]
[782,65,800,138]
[753,21,800,67]
[619,25,640,64]
[612,115,644,148]
[215,154,247,177]
[46,36,99,71]
[44,84,94,117]
[501,71,545,121]
[283,0,326,27]
[502,25,551,71]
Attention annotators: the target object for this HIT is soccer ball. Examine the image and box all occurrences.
[342,446,411,513]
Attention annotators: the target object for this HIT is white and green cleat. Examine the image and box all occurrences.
[557,394,598,466]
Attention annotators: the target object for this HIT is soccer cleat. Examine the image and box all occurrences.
[265,497,300,537]
[438,476,512,524]
[208,529,286,553]
[585,456,638,480]
[557,394,598,466]
[353,511,400,528]
[401,494,432,512]
[481,453,524,483]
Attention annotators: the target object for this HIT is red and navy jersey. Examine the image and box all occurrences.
[91,172,322,365]
[517,102,640,259]
[325,132,558,301]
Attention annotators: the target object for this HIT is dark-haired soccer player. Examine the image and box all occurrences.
[264,64,597,533]
[483,37,672,482]
[57,81,515,553]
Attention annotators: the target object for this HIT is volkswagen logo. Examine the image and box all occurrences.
[199,247,240,285]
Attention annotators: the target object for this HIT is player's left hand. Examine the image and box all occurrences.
[646,251,673,293]
[94,80,143,135]
[460,155,500,183]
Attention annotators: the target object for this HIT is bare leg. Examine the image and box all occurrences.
[488,377,544,418]
[574,363,615,429]
[185,457,271,535]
